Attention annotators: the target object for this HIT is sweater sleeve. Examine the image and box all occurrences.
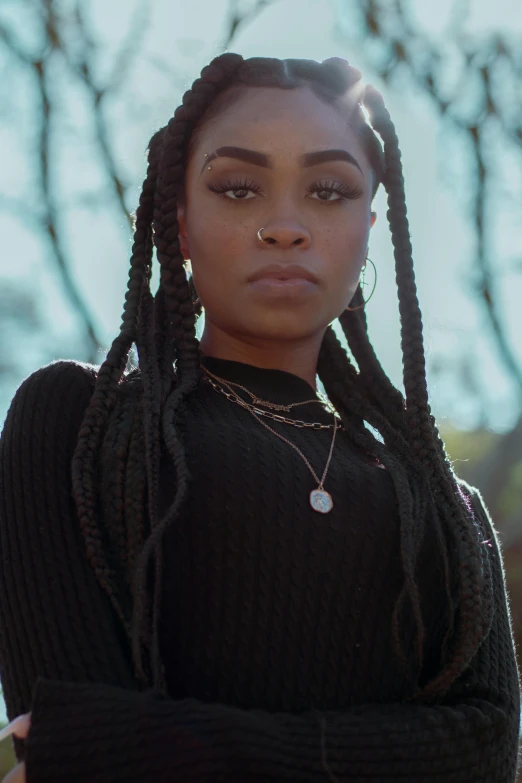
[1,361,520,783]
[20,481,522,783]
[0,361,257,782]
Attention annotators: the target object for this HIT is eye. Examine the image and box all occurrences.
[307,179,363,203]
[207,178,262,201]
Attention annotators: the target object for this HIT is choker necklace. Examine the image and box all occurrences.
[202,366,335,413]
[202,365,338,513]
[203,374,340,430]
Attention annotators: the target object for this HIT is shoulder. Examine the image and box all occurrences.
[455,477,495,537]
[14,359,98,399]
[454,477,508,593]
[5,359,98,402]
[1,359,99,449]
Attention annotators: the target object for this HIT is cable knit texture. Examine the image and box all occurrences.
[0,357,520,782]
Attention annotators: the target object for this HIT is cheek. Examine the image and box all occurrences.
[319,217,368,283]
[187,210,251,261]
[185,211,251,302]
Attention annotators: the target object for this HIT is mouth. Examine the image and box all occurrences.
[247,264,319,300]
[247,264,319,284]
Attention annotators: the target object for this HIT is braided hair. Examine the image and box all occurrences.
[71,53,493,703]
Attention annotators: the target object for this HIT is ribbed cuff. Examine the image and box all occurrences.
[25,678,233,783]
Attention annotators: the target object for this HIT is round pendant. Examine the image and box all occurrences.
[310,489,333,514]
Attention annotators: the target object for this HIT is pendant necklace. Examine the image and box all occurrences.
[202,367,338,514]
[249,406,338,513]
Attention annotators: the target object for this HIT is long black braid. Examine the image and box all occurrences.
[71,53,493,702]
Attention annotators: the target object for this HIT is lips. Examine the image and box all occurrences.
[248,264,319,283]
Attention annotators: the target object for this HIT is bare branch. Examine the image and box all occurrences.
[33,54,103,362]
[53,2,134,229]
[339,0,522,405]
[0,22,34,65]
[0,2,104,363]
[222,0,278,50]
[105,0,150,94]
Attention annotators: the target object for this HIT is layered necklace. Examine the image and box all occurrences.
[202,365,341,514]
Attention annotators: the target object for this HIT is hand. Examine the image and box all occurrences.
[1,763,26,783]
[0,713,31,783]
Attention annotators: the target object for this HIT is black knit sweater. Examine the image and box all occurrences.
[0,356,520,782]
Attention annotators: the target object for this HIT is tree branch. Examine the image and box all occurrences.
[222,0,277,50]
[339,0,522,404]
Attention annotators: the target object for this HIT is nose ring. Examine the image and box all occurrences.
[257,227,267,243]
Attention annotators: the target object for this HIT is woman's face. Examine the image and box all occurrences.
[178,85,377,344]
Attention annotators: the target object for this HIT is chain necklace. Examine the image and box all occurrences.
[203,374,341,430]
[253,405,338,514]
[202,366,338,513]
[202,365,335,413]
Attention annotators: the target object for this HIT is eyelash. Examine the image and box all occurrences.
[206,178,363,203]
[207,178,260,199]
[310,179,363,201]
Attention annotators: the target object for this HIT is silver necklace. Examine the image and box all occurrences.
[250,406,338,514]
[203,374,341,430]
[203,368,338,513]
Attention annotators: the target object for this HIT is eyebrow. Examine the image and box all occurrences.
[200,146,363,175]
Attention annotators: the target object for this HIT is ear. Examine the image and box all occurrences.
[370,210,377,228]
[177,203,191,260]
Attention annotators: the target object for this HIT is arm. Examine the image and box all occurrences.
[0,361,251,782]
[1,362,520,782]
[233,485,521,783]
[19,487,522,783]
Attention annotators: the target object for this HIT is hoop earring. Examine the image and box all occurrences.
[187,265,200,307]
[345,257,377,311]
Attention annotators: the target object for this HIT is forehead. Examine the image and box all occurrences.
[190,85,369,174]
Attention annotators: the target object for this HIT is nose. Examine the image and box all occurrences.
[257,221,312,249]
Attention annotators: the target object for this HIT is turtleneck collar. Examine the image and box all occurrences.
[200,355,322,408]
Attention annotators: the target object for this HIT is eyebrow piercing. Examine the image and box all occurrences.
[204,153,212,170]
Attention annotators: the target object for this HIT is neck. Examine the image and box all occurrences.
[199,325,325,391]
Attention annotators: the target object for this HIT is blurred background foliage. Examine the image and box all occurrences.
[0,0,521,774]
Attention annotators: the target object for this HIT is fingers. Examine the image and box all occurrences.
[2,761,27,783]
[0,714,31,743]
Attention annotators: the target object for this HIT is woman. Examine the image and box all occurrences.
[0,52,520,782]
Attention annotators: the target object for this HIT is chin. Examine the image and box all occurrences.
[240,314,327,342]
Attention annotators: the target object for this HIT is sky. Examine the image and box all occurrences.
[0,0,522,720]
[1,0,521,435]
